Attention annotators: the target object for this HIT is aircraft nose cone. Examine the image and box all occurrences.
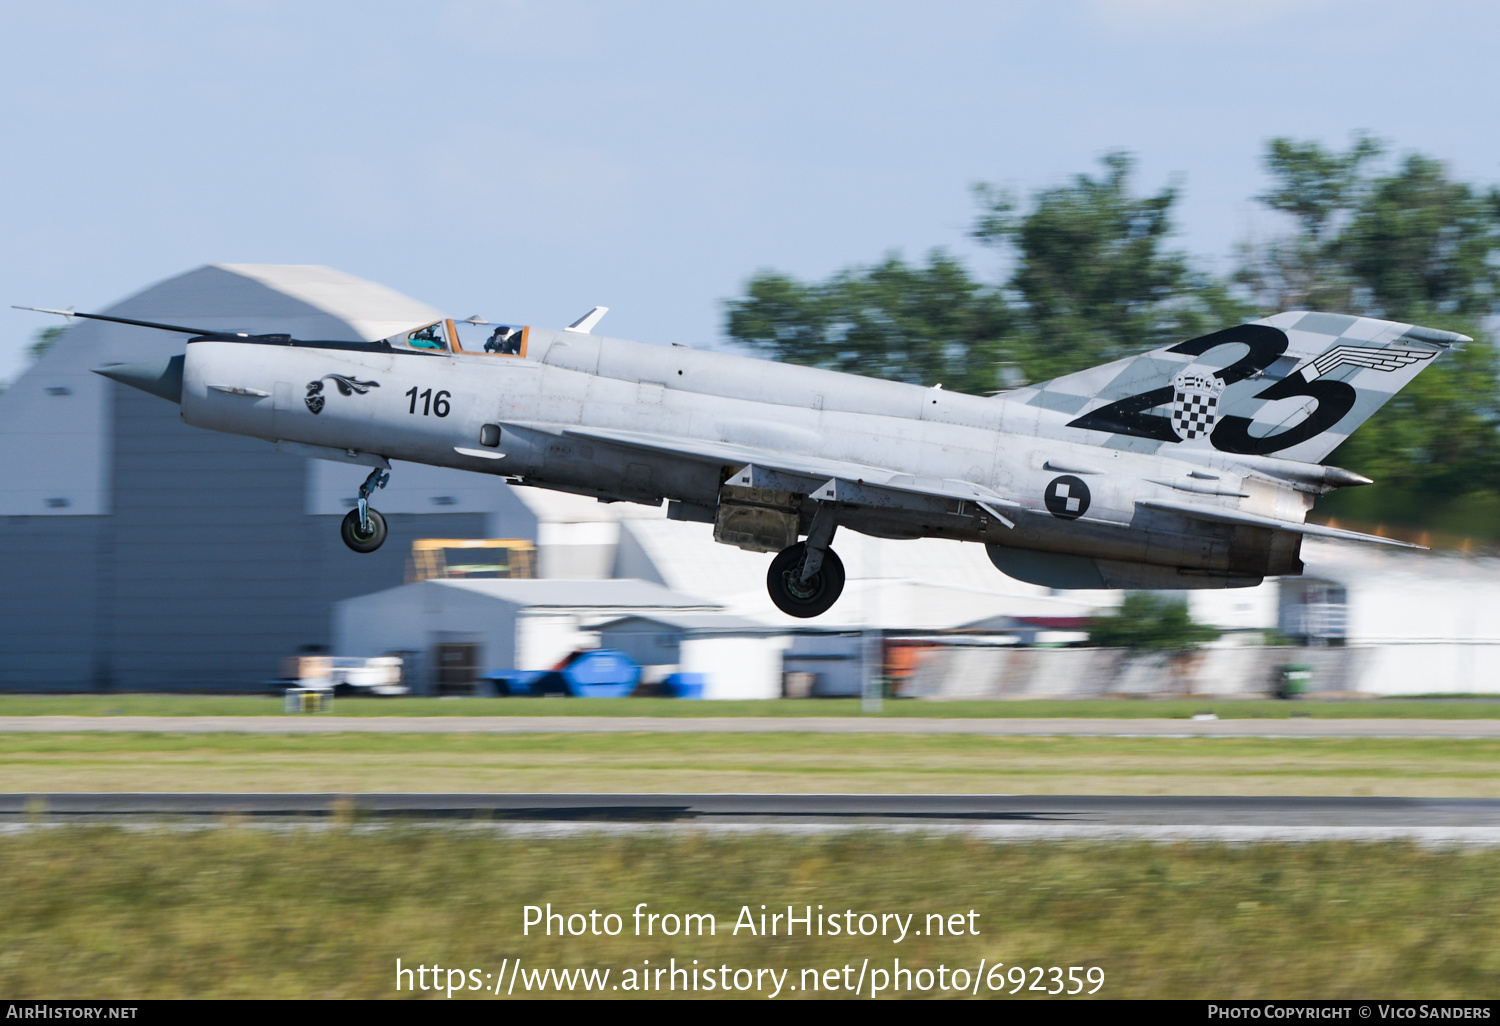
[92,355,184,404]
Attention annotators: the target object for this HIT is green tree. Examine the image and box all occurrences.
[1344,153,1500,322]
[1087,592,1220,651]
[723,140,1500,539]
[1237,138,1500,533]
[1236,135,1381,313]
[725,252,1016,394]
[973,151,1244,380]
[726,152,1242,392]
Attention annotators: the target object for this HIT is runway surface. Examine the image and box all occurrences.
[8,793,1496,841]
[3,791,1496,823]
[4,715,1500,738]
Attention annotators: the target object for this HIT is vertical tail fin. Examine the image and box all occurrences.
[1001,311,1465,464]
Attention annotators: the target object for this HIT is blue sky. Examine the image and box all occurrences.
[2,0,1497,382]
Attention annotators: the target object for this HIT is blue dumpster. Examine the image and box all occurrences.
[664,672,707,699]
[561,649,641,698]
[478,670,547,696]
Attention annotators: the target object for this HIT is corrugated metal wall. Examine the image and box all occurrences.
[0,364,491,692]
[0,516,106,688]
[0,264,521,691]
[102,384,489,689]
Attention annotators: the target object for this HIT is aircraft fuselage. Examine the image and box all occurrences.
[179,327,1311,587]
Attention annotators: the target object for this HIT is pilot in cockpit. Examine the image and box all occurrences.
[484,326,523,355]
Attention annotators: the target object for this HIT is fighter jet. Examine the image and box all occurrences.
[17,303,1467,617]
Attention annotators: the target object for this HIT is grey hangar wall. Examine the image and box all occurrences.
[0,264,535,691]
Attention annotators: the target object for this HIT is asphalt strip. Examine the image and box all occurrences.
[4,821,1496,844]
[4,715,1500,738]
[4,792,1498,823]
[3,793,1498,843]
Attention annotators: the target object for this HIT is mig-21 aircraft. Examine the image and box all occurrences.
[16,301,1467,617]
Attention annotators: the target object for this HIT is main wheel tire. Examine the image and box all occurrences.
[340,508,388,553]
[767,542,845,618]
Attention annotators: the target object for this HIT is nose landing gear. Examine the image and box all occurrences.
[340,467,390,554]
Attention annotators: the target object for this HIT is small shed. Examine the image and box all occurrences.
[591,612,788,699]
[594,613,767,667]
[780,633,866,697]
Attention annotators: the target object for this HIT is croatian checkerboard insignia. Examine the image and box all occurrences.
[1170,369,1224,442]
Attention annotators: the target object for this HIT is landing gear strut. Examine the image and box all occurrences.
[340,467,390,554]
[766,507,844,618]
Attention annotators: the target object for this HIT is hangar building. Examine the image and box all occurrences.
[333,579,730,695]
[0,264,537,690]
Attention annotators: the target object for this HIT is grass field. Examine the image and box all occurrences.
[4,694,1500,718]
[4,732,1499,795]
[1,828,1496,999]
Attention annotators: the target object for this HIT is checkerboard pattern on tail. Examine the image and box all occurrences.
[1170,369,1224,441]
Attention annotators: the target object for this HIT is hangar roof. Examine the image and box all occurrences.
[428,577,720,611]
[0,264,441,517]
[591,612,771,632]
[217,264,441,342]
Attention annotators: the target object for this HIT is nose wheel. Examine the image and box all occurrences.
[341,507,387,552]
[767,541,845,618]
[341,466,390,554]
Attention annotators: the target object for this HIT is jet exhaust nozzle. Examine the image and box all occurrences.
[92,355,184,404]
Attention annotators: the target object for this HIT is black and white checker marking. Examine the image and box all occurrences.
[1044,475,1090,520]
[1172,391,1218,439]
[1170,369,1225,442]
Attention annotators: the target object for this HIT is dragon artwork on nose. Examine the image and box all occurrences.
[305,374,379,414]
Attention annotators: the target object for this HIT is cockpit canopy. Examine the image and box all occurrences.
[389,318,528,356]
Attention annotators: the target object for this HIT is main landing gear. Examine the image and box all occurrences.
[340,467,390,554]
[766,508,845,618]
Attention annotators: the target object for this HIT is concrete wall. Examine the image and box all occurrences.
[902,645,1370,698]
[1358,644,1500,695]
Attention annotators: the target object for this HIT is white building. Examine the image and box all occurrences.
[1272,539,1500,694]
[506,492,1500,695]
